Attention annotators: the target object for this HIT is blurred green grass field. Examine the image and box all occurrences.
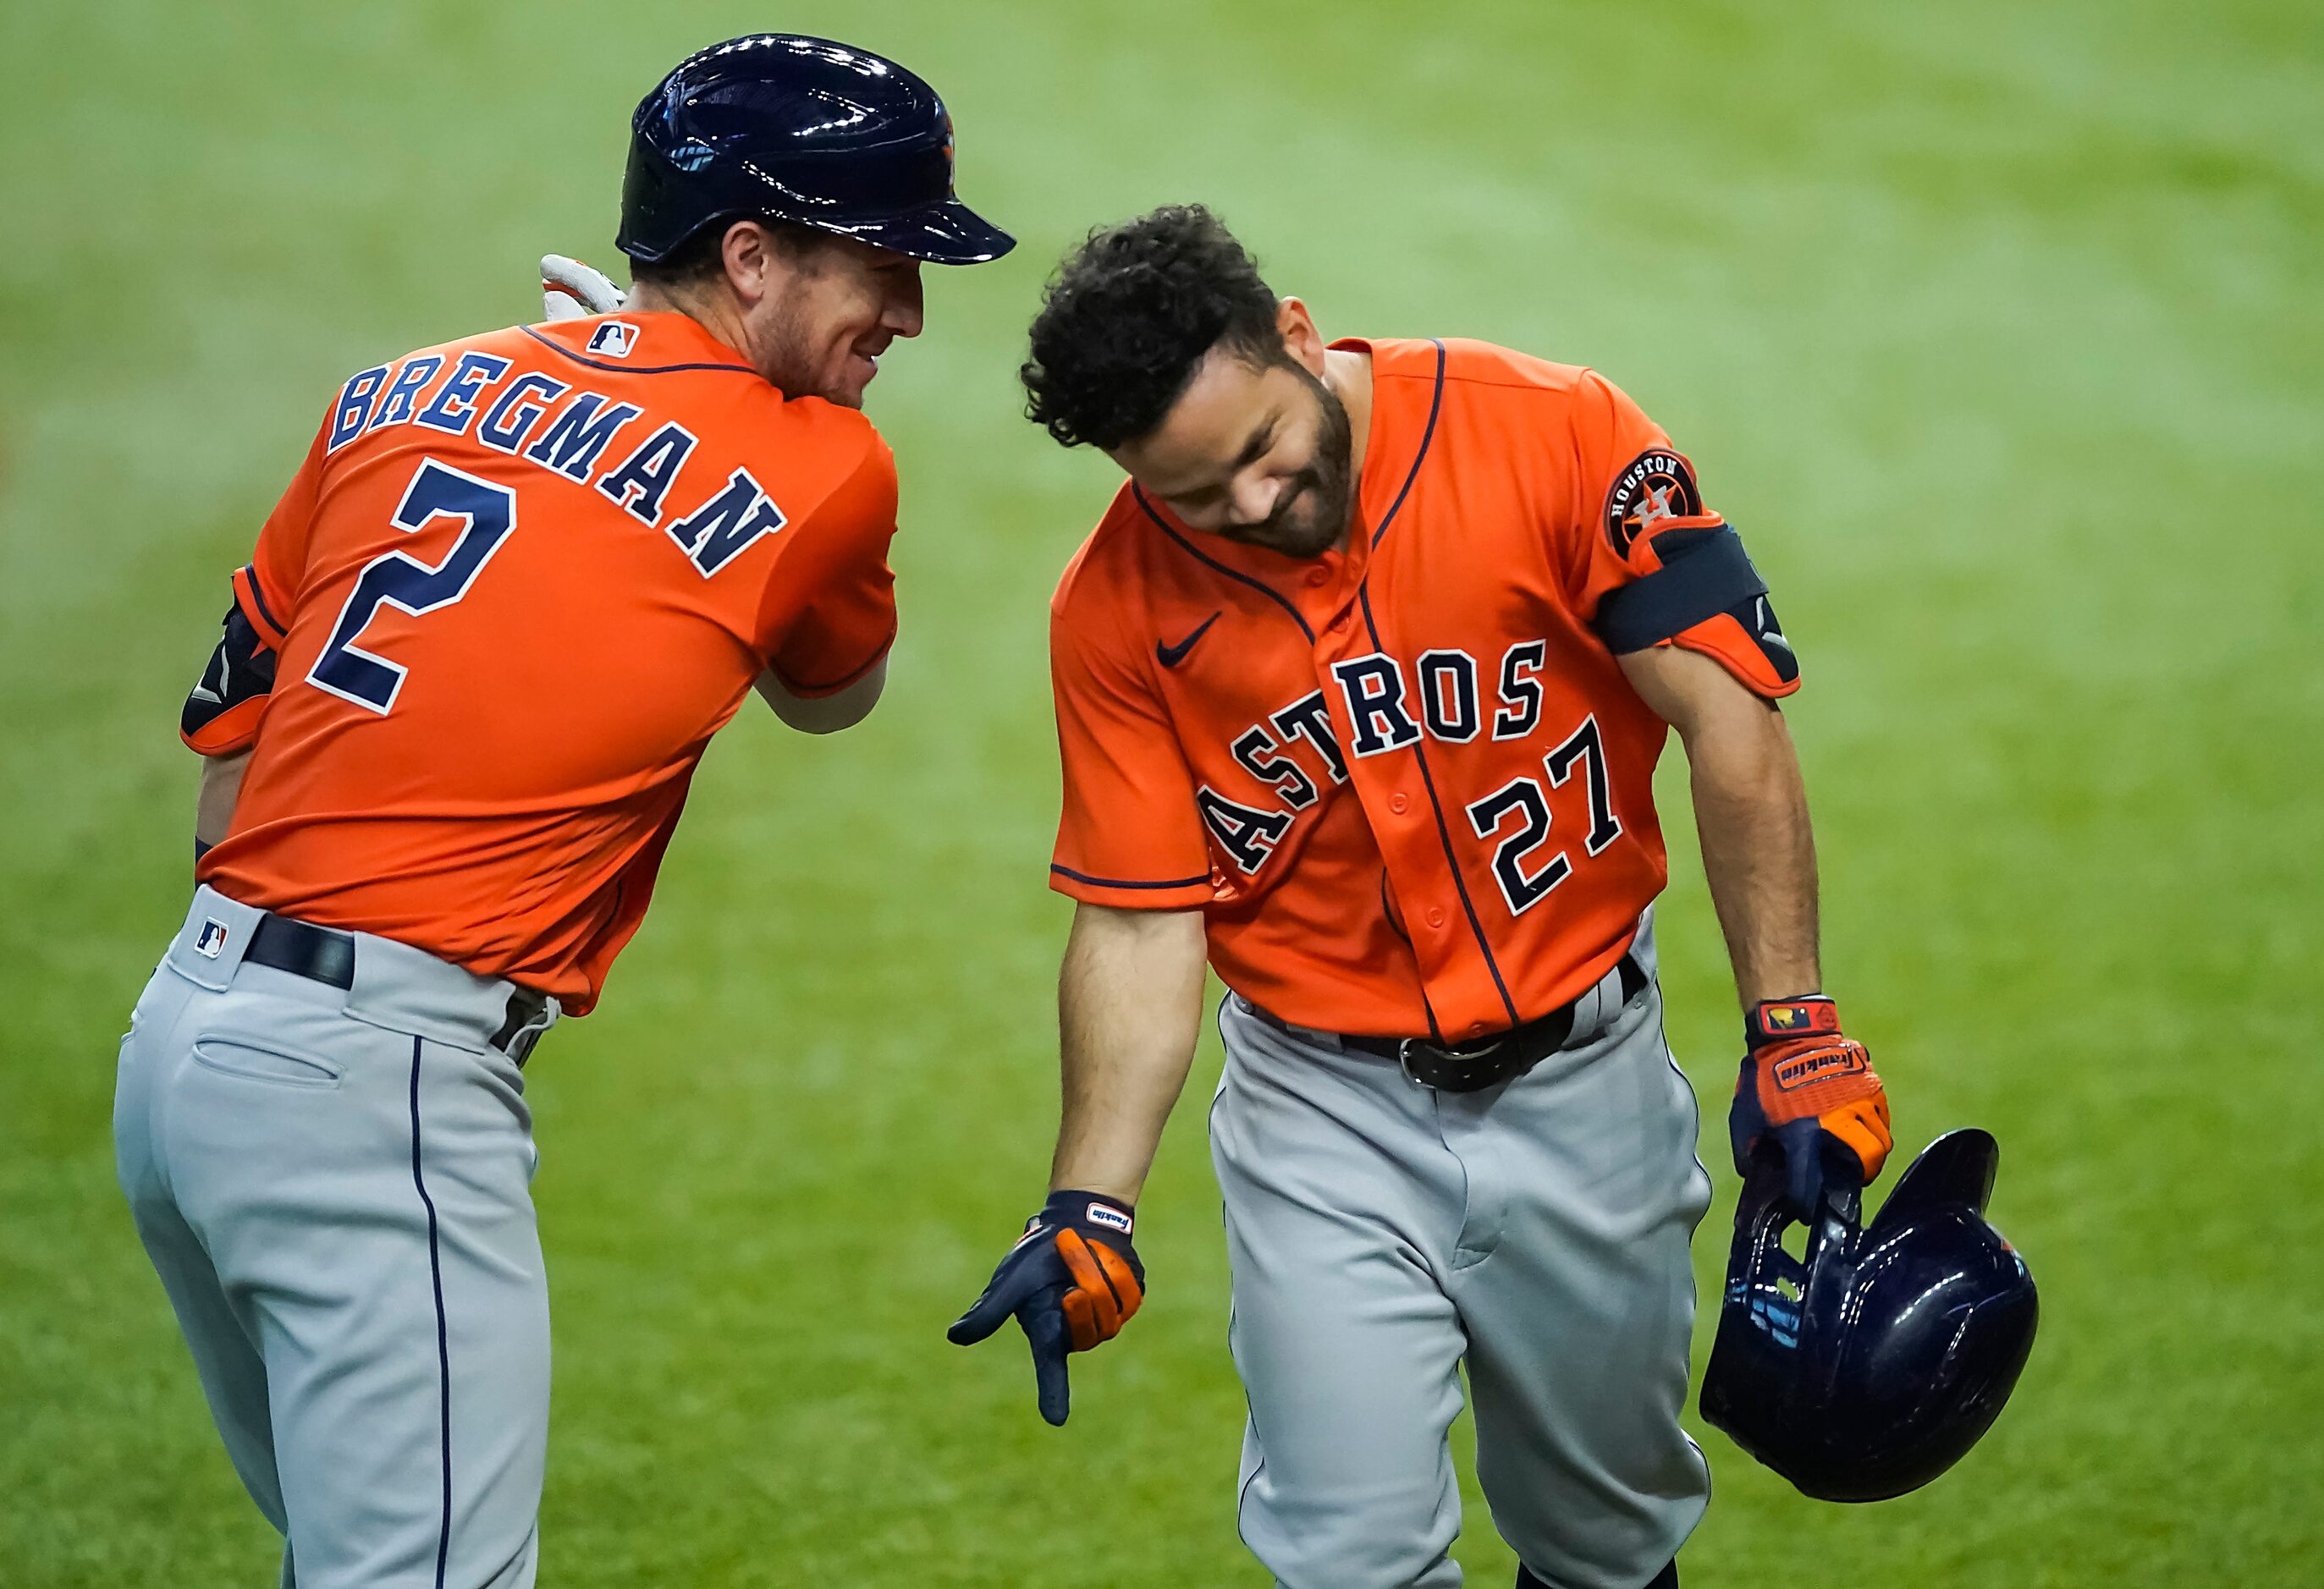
[3,1,2319,1583]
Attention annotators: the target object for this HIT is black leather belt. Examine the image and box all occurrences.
[244,913,550,1064]
[1273,953,1649,1093]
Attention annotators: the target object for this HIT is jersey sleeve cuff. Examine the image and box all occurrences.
[231,564,290,650]
[766,628,895,700]
[1671,617,1804,700]
[1048,862,1215,910]
[182,696,266,756]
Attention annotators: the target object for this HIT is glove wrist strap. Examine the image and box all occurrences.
[1040,1189,1135,1239]
[1746,995,1841,1049]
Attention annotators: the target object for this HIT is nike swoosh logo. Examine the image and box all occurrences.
[1156,611,1221,669]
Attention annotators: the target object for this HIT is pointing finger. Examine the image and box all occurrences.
[1022,1295,1072,1427]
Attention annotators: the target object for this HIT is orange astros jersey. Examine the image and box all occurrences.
[1049,336,1798,1041]
[188,312,899,1014]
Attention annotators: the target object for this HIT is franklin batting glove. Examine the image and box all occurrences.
[947,1191,1144,1427]
[1730,996,1893,1216]
[540,254,626,322]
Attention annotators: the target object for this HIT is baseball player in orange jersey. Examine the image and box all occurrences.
[115,36,1011,1586]
[950,206,1894,1589]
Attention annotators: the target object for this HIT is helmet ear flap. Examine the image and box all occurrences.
[1870,1128,1999,1234]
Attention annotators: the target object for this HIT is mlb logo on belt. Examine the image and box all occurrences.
[587,321,638,358]
[195,920,229,959]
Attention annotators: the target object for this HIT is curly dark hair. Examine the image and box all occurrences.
[1022,205,1283,450]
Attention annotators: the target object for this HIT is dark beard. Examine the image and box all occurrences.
[1220,361,1354,559]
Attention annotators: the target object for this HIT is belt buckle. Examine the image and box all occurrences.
[1396,1038,1430,1087]
[1397,1035,1507,1091]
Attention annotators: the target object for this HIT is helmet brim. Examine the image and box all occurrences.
[803,197,1016,265]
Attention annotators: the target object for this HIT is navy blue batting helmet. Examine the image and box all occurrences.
[618,35,1014,267]
[1700,1129,2039,1503]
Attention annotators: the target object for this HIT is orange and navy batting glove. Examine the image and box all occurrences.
[947,1191,1144,1427]
[1730,997,1893,1217]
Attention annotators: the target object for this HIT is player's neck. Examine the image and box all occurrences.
[626,280,754,367]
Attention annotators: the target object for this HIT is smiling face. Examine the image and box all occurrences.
[735,227,927,408]
[1111,311,1357,560]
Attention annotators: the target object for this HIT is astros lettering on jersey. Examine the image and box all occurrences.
[183,312,900,1012]
[1048,336,1798,1040]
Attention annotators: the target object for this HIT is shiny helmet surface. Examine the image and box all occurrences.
[618,34,1014,267]
[1699,1128,2039,1503]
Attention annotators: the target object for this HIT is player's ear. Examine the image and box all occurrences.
[721,220,773,307]
[1275,297,1325,377]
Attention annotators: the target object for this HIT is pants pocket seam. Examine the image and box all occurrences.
[190,1037,344,1091]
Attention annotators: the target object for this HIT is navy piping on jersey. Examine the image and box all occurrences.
[1358,582,1522,1029]
[1133,489,1317,644]
[1354,338,1517,1027]
[517,323,757,378]
[1052,863,1212,892]
[408,1038,454,1589]
[1371,340,1447,548]
[238,564,285,637]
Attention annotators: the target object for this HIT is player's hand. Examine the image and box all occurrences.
[540,254,626,321]
[947,1190,1144,1427]
[1730,997,1892,1216]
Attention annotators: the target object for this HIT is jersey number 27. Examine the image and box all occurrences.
[1462,714,1624,915]
[308,459,516,714]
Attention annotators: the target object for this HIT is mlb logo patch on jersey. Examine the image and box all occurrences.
[586,321,639,359]
[195,920,229,959]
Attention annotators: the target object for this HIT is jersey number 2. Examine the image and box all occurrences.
[308,459,517,714]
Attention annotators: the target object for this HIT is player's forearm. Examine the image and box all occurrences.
[1683,701,1820,1008]
[1622,643,1820,1007]
[196,749,253,852]
[1049,903,1209,1206]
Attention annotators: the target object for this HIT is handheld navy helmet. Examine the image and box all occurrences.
[1700,1129,2038,1503]
[618,34,1015,267]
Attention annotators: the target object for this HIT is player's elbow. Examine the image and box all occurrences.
[755,660,887,734]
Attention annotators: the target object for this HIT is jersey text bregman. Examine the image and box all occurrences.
[318,333,791,587]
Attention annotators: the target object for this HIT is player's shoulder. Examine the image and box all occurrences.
[1351,333,1584,388]
[1357,336,1611,432]
[1049,481,1157,623]
[1435,337,1597,400]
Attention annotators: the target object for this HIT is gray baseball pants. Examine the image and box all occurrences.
[1209,915,1713,1589]
[114,885,558,1586]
